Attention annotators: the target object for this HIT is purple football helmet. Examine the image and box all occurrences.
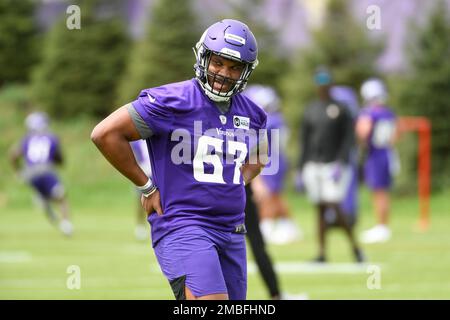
[25,112,49,133]
[193,19,259,102]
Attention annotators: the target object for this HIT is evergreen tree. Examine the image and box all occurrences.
[0,0,38,86]
[117,0,200,105]
[396,0,450,189]
[280,0,383,162]
[32,0,129,118]
[222,0,290,92]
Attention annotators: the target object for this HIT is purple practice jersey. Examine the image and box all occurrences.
[260,112,288,192]
[359,105,397,189]
[21,133,61,171]
[131,79,267,246]
[360,105,396,154]
[20,132,63,199]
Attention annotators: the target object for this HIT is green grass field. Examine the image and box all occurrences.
[1,189,450,299]
[1,86,449,299]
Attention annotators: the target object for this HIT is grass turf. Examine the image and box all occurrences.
[1,184,449,299]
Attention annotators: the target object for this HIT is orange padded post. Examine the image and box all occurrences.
[397,117,431,231]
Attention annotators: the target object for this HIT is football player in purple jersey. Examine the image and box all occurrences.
[357,78,399,244]
[130,139,152,241]
[10,112,74,237]
[244,84,302,245]
[92,20,267,300]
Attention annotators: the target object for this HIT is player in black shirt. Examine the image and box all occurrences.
[297,68,364,263]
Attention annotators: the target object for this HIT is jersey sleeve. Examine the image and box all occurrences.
[336,106,354,164]
[131,89,174,136]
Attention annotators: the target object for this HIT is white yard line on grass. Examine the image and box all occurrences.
[249,261,381,274]
[0,251,32,263]
[150,261,383,275]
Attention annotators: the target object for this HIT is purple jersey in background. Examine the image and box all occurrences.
[132,79,267,246]
[260,111,288,193]
[20,133,63,199]
[22,133,60,167]
[359,105,397,190]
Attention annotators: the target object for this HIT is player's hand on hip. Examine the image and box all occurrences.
[141,190,163,216]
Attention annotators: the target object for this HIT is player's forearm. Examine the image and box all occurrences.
[356,117,372,144]
[91,128,148,187]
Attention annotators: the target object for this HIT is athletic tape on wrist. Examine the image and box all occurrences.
[137,178,155,195]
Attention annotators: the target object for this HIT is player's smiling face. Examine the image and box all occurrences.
[207,54,245,93]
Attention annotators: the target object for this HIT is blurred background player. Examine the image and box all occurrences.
[244,84,302,245]
[9,111,74,237]
[323,85,361,230]
[297,68,364,263]
[357,78,399,244]
[130,139,152,241]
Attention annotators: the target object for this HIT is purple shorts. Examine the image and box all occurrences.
[153,225,247,300]
[30,173,62,199]
[364,153,392,190]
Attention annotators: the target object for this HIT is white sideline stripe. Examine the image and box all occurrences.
[249,261,379,274]
[150,261,382,275]
[0,251,32,263]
